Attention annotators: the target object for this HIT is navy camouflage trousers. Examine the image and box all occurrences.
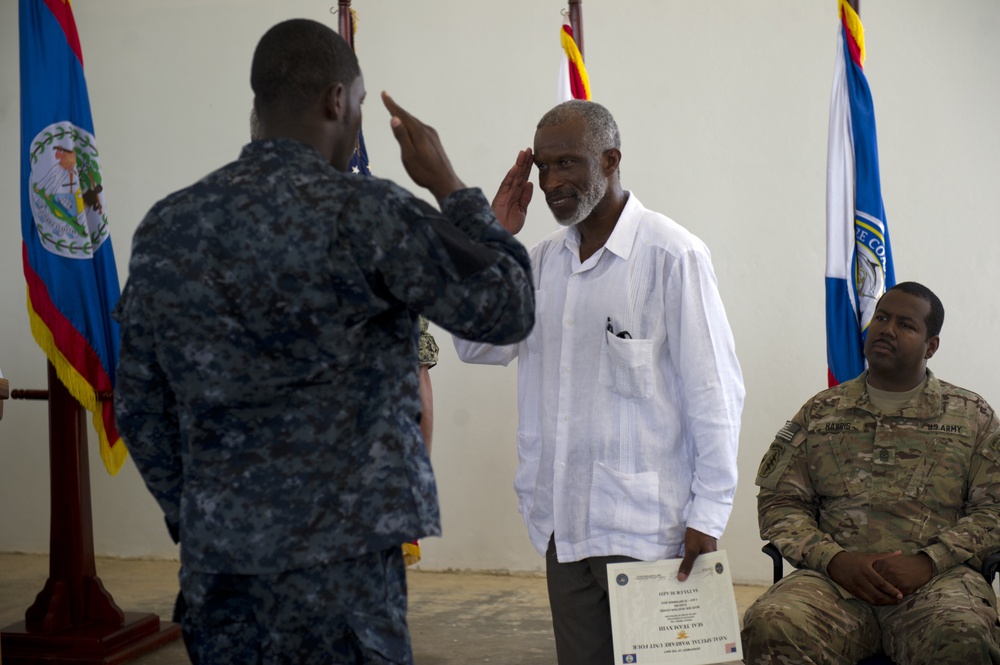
[178,546,412,664]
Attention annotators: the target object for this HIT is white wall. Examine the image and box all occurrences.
[1,1,998,586]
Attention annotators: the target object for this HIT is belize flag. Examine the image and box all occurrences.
[558,23,591,103]
[20,0,125,473]
[825,0,895,387]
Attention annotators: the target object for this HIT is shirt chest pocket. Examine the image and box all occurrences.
[598,332,654,400]
[902,438,969,512]
[814,433,867,498]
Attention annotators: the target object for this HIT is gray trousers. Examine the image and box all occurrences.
[741,565,1000,665]
[545,535,636,665]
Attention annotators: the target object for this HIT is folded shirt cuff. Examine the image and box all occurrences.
[806,541,845,574]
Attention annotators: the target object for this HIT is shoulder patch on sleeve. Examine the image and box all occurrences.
[756,442,785,481]
[775,421,802,443]
[981,430,1000,466]
[990,431,1000,451]
[755,421,807,489]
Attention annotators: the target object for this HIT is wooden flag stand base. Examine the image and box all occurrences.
[1,363,181,664]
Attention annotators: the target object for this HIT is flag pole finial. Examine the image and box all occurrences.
[335,1,354,49]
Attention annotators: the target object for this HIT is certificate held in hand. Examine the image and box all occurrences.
[607,550,742,665]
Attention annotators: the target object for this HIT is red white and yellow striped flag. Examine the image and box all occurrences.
[558,23,591,102]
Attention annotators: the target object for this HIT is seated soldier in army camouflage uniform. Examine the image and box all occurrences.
[742,282,1000,665]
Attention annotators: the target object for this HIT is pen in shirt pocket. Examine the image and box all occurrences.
[606,316,632,339]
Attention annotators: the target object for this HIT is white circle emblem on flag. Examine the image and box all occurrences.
[28,122,109,259]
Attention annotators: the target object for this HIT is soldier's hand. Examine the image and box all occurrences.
[827,551,904,605]
[491,148,534,235]
[382,92,465,203]
[872,552,934,596]
[677,527,717,582]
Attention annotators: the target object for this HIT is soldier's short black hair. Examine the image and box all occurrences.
[886,281,944,338]
[250,19,360,114]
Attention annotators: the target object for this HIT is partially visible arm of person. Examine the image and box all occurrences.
[113,283,183,542]
[417,317,438,453]
[418,365,433,452]
[667,248,744,580]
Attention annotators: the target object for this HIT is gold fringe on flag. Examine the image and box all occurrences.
[403,541,421,566]
[26,288,127,475]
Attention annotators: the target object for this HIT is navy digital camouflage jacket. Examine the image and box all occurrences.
[114,139,534,574]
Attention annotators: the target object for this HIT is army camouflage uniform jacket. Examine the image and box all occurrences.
[757,370,1000,578]
[418,316,438,367]
[114,139,534,575]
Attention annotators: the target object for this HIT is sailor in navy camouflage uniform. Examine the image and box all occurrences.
[114,19,534,665]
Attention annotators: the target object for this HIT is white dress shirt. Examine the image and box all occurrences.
[455,192,744,562]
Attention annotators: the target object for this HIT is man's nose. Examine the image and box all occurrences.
[538,171,558,193]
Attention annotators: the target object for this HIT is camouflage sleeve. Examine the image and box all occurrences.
[365,186,534,347]
[112,284,183,539]
[756,404,846,574]
[418,316,439,368]
[918,408,1000,573]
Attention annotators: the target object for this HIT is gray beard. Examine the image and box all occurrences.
[555,177,607,228]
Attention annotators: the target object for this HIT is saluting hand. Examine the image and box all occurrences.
[491,148,534,235]
[382,92,465,203]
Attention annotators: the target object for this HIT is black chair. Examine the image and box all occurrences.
[761,543,1000,665]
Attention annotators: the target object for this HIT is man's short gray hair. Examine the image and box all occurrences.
[537,100,621,158]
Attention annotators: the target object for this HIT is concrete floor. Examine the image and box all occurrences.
[0,552,765,664]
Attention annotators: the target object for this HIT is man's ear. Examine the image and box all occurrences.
[602,148,622,176]
[322,82,346,121]
[925,335,940,360]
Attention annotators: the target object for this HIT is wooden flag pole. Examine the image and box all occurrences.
[568,0,584,60]
[338,0,354,48]
[0,377,8,421]
[0,364,180,663]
